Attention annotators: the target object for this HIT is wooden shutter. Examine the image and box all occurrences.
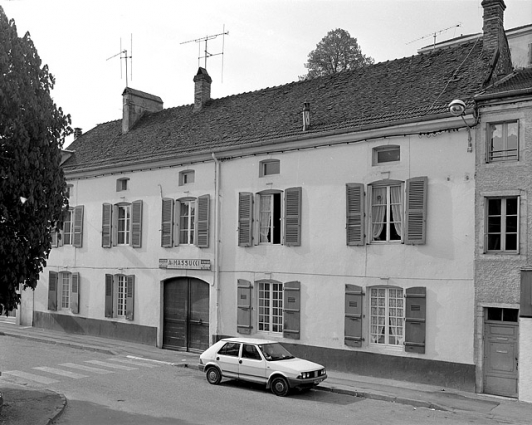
[404,177,428,245]
[404,287,426,354]
[73,206,84,248]
[48,271,58,311]
[105,274,114,318]
[131,200,143,248]
[520,270,532,317]
[102,203,112,248]
[284,187,302,246]
[71,272,80,314]
[196,194,210,248]
[345,284,364,347]
[283,281,300,340]
[237,279,253,334]
[174,200,181,246]
[161,198,174,247]
[346,183,365,246]
[238,193,253,247]
[126,275,135,321]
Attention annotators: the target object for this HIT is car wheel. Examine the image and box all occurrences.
[206,367,222,385]
[271,376,289,397]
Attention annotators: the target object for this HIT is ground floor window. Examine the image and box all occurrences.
[258,281,283,333]
[61,273,71,309]
[105,274,135,320]
[370,287,404,346]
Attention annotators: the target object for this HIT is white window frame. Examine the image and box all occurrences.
[369,182,404,243]
[179,170,195,186]
[257,281,283,333]
[62,209,74,245]
[487,121,519,162]
[259,159,280,177]
[485,196,520,253]
[258,192,282,245]
[369,287,405,347]
[116,178,129,192]
[179,199,196,245]
[117,204,131,245]
[116,275,127,318]
[373,145,400,165]
[60,272,71,310]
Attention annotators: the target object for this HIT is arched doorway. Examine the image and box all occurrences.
[163,277,209,352]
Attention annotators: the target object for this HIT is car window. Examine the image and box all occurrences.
[218,342,241,357]
[242,344,262,360]
[257,343,295,361]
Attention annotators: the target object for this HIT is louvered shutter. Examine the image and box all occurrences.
[131,200,143,248]
[105,274,114,318]
[73,206,84,248]
[404,177,428,245]
[284,187,302,246]
[404,287,426,354]
[102,203,112,248]
[48,271,58,311]
[345,284,364,347]
[174,200,181,246]
[237,279,253,334]
[126,275,135,321]
[238,193,253,247]
[161,198,174,247]
[346,183,365,246]
[283,281,300,340]
[196,194,210,248]
[71,272,80,314]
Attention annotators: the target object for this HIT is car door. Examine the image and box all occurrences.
[216,342,241,379]
[238,344,267,384]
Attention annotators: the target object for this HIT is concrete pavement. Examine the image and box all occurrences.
[1,320,531,424]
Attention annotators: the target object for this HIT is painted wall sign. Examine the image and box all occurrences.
[159,259,211,270]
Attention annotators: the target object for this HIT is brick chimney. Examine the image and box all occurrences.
[481,0,513,79]
[122,88,163,134]
[193,67,212,112]
[73,128,82,140]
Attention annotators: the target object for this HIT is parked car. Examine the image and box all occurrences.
[198,337,327,396]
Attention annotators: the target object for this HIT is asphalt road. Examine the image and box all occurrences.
[0,337,513,424]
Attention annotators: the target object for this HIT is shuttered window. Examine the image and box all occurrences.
[404,287,426,354]
[346,184,365,246]
[345,284,364,347]
[102,201,143,248]
[404,177,428,245]
[105,274,135,321]
[161,198,174,247]
[238,193,253,246]
[48,271,80,314]
[283,281,300,340]
[48,271,58,311]
[160,196,210,248]
[237,279,253,334]
[284,188,302,246]
[369,287,404,346]
[51,206,84,248]
[258,280,283,333]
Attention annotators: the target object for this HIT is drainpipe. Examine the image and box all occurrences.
[212,152,221,341]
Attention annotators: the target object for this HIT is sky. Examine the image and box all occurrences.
[1,0,531,148]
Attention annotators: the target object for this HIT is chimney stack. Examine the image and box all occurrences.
[122,88,163,134]
[193,67,212,112]
[482,0,506,57]
[73,128,83,140]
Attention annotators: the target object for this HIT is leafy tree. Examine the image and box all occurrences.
[0,6,71,315]
[301,28,374,80]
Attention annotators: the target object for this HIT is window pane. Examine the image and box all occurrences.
[263,161,280,175]
[487,307,502,321]
[488,199,501,215]
[490,124,503,160]
[506,198,518,215]
[377,148,400,163]
[503,308,518,322]
[487,235,501,250]
[505,234,517,251]
[507,122,518,156]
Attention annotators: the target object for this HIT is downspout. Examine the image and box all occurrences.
[212,152,220,341]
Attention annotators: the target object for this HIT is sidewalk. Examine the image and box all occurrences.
[1,320,531,425]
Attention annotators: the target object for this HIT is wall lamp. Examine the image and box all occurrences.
[449,99,472,152]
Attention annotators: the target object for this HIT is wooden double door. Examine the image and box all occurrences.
[163,277,209,353]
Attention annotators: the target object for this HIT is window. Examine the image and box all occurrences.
[105,274,135,320]
[180,200,196,244]
[47,271,79,313]
[346,177,427,246]
[258,281,283,333]
[52,206,84,248]
[370,287,404,346]
[102,201,143,248]
[373,145,400,165]
[487,121,518,162]
[116,178,129,191]
[160,195,210,248]
[259,159,280,177]
[238,187,302,247]
[242,344,262,360]
[66,184,73,199]
[179,170,195,186]
[486,307,518,322]
[218,342,241,357]
[486,197,519,253]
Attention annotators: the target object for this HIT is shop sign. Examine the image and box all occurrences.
[159,259,211,270]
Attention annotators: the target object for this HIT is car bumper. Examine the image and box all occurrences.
[287,374,327,389]
[198,364,206,373]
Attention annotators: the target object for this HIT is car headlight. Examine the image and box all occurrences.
[298,372,310,379]
[319,368,326,376]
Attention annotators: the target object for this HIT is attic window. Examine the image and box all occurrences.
[373,145,400,165]
[66,184,73,199]
[116,178,129,192]
[259,159,280,177]
[179,170,195,186]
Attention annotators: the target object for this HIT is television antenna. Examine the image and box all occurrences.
[106,35,133,87]
[180,26,229,80]
[407,23,461,48]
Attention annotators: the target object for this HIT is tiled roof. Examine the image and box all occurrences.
[476,68,532,98]
[64,40,491,173]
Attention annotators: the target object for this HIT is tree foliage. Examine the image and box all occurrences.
[0,6,71,315]
[301,28,374,80]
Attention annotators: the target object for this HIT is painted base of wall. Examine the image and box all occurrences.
[34,312,157,346]
[519,317,532,402]
[215,334,475,392]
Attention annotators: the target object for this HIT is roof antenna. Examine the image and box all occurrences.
[180,26,229,81]
[407,24,461,49]
[106,34,133,87]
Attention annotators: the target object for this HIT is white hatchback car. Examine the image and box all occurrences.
[198,337,327,396]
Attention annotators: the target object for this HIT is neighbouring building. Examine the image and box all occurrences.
[23,0,532,397]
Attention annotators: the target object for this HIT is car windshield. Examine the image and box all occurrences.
[257,343,295,361]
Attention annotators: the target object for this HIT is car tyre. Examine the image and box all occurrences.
[271,376,290,397]
[206,367,222,385]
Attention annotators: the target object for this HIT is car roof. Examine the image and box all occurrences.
[220,337,278,345]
